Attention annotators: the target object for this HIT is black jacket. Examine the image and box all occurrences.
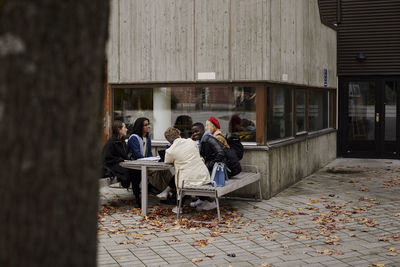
[102,135,130,185]
[199,135,225,172]
[103,135,129,167]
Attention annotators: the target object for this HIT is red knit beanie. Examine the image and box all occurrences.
[231,115,242,125]
[208,116,220,129]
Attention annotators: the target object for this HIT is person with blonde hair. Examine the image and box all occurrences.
[205,116,229,149]
[161,127,211,213]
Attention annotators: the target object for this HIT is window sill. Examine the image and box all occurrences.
[150,128,336,151]
[267,128,336,150]
[295,131,307,136]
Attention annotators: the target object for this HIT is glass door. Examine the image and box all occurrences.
[345,80,377,155]
[340,77,400,158]
[382,80,399,157]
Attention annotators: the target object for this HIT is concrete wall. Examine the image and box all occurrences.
[152,131,337,199]
[226,131,336,199]
[107,0,337,88]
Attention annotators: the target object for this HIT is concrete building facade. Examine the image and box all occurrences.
[105,0,337,198]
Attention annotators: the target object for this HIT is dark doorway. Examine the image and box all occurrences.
[338,76,400,158]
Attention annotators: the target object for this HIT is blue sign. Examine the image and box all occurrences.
[324,69,327,87]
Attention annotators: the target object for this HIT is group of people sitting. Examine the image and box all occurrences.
[102,116,242,213]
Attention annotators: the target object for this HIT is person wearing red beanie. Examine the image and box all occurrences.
[206,116,229,149]
[208,116,220,129]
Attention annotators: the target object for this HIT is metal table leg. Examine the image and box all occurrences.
[141,165,148,216]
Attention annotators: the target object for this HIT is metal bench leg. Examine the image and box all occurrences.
[258,180,262,201]
[177,186,183,220]
[176,181,185,220]
[215,196,221,223]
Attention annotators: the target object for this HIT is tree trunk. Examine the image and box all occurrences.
[0,1,109,266]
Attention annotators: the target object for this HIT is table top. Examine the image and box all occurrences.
[120,160,172,171]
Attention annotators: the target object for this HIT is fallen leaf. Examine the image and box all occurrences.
[316,249,333,255]
[191,258,203,263]
[371,262,385,267]
[386,252,398,256]
[389,247,396,252]
[280,244,288,248]
[210,232,220,237]
[261,263,272,267]
[205,254,215,258]
[191,239,210,247]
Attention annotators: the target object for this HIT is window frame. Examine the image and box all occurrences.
[294,89,309,135]
[109,83,336,146]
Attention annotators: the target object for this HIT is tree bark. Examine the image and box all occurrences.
[0,1,109,266]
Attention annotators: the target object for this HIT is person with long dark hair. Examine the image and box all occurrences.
[127,117,153,159]
[126,117,160,199]
[103,120,142,207]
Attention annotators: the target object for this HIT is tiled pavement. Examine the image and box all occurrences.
[98,159,400,266]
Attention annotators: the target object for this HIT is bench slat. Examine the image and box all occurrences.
[182,171,260,197]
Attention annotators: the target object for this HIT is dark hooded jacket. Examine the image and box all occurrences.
[199,132,225,172]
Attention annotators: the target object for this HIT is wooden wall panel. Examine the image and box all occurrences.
[153,0,194,81]
[119,0,133,82]
[295,0,308,85]
[308,0,320,87]
[308,0,336,88]
[231,0,270,80]
[108,0,336,88]
[195,0,230,81]
[270,0,281,82]
[107,0,119,83]
[119,0,194,82]
[280,0,296,84]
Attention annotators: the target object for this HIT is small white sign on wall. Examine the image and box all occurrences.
[197,72,216,80]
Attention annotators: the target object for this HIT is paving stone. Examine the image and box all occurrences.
[97,159,400,266]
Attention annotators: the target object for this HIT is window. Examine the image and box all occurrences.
[114,88,153,135]
[267,87,293,140]
[295,91,307,134]
[308,90,328,132]
[113,86,257,141]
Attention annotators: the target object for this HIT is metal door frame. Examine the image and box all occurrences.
[338,75,400,158]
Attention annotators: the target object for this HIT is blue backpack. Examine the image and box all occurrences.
[211,162,227,187]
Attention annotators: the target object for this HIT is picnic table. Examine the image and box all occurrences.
[120,159,173,216]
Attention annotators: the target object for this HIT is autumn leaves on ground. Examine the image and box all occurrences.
[97,159,400,266]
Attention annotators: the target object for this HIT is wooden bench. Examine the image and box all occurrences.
[177,165,262,223]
